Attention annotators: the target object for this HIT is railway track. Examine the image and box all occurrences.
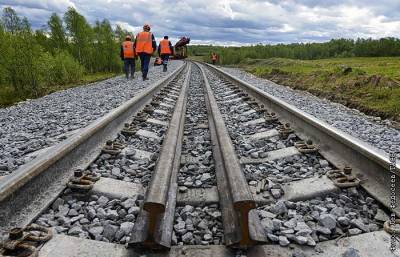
[0,61,399,257]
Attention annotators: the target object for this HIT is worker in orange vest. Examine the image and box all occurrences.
[158,36,174,72]
[135,24,157,81]
[211,52,218,65]
[120,35,136,79]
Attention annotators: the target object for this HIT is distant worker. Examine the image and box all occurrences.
[120,35,135,79]
[158,36,174,72]
[135,24,157,81]
[211,52,218,65]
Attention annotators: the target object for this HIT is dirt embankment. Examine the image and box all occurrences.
[254,68,400,122]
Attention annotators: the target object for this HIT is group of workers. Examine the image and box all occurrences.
[120,23,174,81]
[121,23,219,81]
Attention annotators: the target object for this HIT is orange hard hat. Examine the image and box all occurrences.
[143,24,151,31]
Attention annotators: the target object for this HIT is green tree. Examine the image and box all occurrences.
[64,7,94,70]
[93,19,121,72]
[1,7,21,34]
[48,13,67,51]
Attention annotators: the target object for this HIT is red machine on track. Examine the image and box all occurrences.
[172,37,190,59]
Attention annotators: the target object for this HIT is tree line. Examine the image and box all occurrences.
[189,38,400,65]
[0,7,131,98]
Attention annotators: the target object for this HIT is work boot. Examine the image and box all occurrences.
[163,65,167,72]
[130,73,134,79]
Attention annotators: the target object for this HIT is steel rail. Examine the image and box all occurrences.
[198,63,259,247]
[0,63,186,238]
[204,63,400,217]
[129,64,191,248]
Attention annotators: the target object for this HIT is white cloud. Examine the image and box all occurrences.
[1,0,400,45]
[0,0,75,12]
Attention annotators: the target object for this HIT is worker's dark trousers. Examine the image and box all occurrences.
[161,54,169,72]
[139,53,151,79]
[124,58,135,79]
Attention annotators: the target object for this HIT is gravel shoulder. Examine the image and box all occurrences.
[221,67,400,156]
[0,61,183,175]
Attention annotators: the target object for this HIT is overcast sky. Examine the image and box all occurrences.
[1,0,400,45]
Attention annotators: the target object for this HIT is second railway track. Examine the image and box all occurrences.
[0,61,399,257]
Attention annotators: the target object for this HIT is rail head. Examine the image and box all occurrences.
[199,64,255,206]
[143,64,191,212]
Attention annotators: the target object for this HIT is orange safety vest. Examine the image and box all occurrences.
[122,41,135,58]
[211,54,217,61]
[136,31,153,54]
[159,39,172,55]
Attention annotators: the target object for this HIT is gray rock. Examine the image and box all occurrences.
[97,196,109,206]
[68,226,83,236]
[68,209,79,217]
[272,219,282,231]
[319,214,336,230]
[111,167,121,176]
[182,232,193,243]
[103,224,118,241]
[97,208,106,219]
[204,234,213,241]
[58,206,70,216]
[284,219,297,229]
[174,221,186,231]
[197,220,208,230]
[87,208,96,220]
[368,223,379,232]
[267,233,279,242]
[259,210,276,219]
[342,248,360,257]
[338,216,350,226]
[316,226,331,235]
[125,214,135,222]
[200,173,211,182]
[279,236,290,246]
[319,160,329,168]
[296,229,313,237]
[271,189,282,199]
[121,199,136,209]
[52,198,65,211]
[374,209,389,222]
[120,222,134,236]
[350,219,369,232]
[179,186,188,193]
[273,200,288,215]
[348,228,362,236]
[295,236,308,245]
[128,206,140,215]
[306,236,316,246]
[330,207,345,217]
[181,205,195,214]
[281,229,295,235]
[107,210,119,220]
[89,226,104,237]
[261,219,274,233]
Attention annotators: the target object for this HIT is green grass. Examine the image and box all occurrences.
[237,57,400,121]
[0,72,120,107]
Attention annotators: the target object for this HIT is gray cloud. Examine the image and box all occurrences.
[1,0,399,45]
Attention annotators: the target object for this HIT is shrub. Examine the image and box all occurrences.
[39,50,85,86]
